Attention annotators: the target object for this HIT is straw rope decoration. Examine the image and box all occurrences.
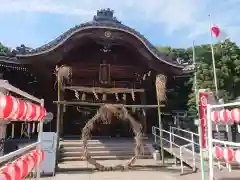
[81,104,144,171]
[155,74,167,102]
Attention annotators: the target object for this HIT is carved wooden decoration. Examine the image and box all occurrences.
[99,61,111,84]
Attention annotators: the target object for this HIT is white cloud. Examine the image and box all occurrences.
[0,0,240,44]
[0,0,203,31]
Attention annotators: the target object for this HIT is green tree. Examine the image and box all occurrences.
[187,40,240,116]
[156,46,192,111]
[0,43,10,56]
[157,40,240,117]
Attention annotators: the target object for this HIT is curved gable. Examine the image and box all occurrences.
[14,9,193,72]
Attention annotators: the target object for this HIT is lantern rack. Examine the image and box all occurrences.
[207,101,240,180]
[0,80,47,180]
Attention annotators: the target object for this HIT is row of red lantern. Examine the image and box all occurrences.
[214,146,240,163]
[0,149,44,180]
[0,95,46,121]
[211,108,240,124]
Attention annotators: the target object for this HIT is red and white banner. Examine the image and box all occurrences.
[0,95,46,121]
[0,149,44,180]
[199,92,208,148]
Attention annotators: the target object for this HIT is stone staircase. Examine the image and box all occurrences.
[57,138,154,171]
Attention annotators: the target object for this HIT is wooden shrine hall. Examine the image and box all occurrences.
[0,9,193,138]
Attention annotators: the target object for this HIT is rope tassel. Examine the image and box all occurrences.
[131,89,135,101]
[122,93,126,101]
[81,93,86,101]
[37,123,40,133]
[27,123,31,136]
[32,122,36,133]
[11,124,15,138]
[21,123,24,136]
[115,93,119,101]
[93,90,99,100]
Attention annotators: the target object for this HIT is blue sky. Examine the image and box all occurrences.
[0,0,240,49]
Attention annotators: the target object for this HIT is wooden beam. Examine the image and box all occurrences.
[53,101,165,108]
[63,86,144,94]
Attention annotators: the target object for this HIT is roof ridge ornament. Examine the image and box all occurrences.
[93,8,121,24]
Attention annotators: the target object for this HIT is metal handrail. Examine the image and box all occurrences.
[171,126,199,136]
[152,126,199,174]
[170,127,200,146]
[153,126,193,146]
[179,143,194,174]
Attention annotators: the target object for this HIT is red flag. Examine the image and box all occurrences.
[211,25,220,37]
[211,25,228,41]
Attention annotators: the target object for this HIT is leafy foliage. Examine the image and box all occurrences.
[0,43,10,56]
[158,40,240,116]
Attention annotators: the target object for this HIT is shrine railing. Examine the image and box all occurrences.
[0,80,46,180]
[207,101,240,180]
[152,126,202,173]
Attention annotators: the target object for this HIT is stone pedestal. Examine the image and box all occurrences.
[0,120,9,156]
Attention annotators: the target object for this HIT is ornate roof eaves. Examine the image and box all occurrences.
[16,23,187,69]
[0,55,21,64]
[182,64,195,74]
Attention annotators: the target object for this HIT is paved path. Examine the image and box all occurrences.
[44,159,186,180]
[43,170,181,180]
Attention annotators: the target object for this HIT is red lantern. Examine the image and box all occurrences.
[15,158,24,179]
[33,105,41,121]
[13,99,24,120]
[25,154,35,173]
[214,146,223,159]
[36,149,45,163]
[224,147,234,163]
[231,108,240,123]
[219,109,231,123]
[40,149,45,162]
[211,111,220,122]
[25,102,33,121]
[11,162,21,180]
[234,149,240,163]
[29,150,38,167]
[20,155,29,178]
[28,104,37,121]
[0,171,10,180]
[0,95,19,120]
[39,107,46,121]
[18,101,28,120]
[2,163,15,180]
[0,165,12,180]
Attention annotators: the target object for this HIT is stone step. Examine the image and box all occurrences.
[60,150,152,157]
[59,139,153,163]
[60,146,149,152]
[57,159,159,172]
[61,140,139,144]
[60,144,138,148]
[60,141,140,148]
[59,155,153,162]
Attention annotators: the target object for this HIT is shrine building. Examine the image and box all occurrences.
[0,9,193,138]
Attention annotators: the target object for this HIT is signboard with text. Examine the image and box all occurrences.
[199,92,208,148]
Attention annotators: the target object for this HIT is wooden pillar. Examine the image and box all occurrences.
[56,76,64,139]
[140,92,147,135]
